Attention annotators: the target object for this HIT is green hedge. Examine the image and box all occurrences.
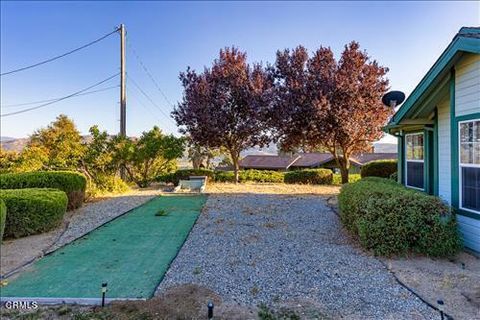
[0,199,6,240]
[333,173,361,185]
[360,160,398,179]
[284,169,333,185]
[0,171,86,210]
[213,170,285,183]
[157,169,215,185]
[0,188,68,238]
[338,177,461,256]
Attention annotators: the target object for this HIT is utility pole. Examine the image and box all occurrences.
[119,24,127,180]
[120,23,126,137]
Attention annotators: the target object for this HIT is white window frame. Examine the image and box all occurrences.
[458,118,480,215]
[405,132,425,191]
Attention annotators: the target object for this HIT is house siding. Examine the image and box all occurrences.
[454,53,480,253]
[457,215,480,253]
[455,53,480,117]
[437,98,451,203]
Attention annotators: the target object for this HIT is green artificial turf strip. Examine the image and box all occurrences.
[0,194,206,299]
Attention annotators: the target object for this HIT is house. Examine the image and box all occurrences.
[385,27,480,253]
[239,152,397,173]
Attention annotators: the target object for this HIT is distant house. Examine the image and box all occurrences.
[385,27,480,253]
[239,152,397,173]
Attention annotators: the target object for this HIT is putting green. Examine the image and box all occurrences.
[0,194,206,299]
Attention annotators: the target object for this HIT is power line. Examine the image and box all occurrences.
[1,73,120,117]
[1,85,119,108]
[1,28,119,76]
[127,88,163,122]
[126,39,174,107]
[126,73,176,126]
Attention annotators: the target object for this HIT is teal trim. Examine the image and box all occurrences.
[450,69,459,208]
[433,109,439,196]
[389,33,480,126]
[456,112,480,122]
[424,128,435,195]
[397,135,404,184]
[458,209,480,221]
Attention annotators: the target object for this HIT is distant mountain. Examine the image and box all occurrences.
[373,142,397,153]
[241,143,277,157]
[0,136,17,142]
[1,138,30,152]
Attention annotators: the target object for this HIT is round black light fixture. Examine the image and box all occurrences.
[382,90,406,108]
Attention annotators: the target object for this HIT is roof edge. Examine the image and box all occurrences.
[390,27,480,125]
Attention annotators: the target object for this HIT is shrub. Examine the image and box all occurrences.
[157,169,215,185]
[333,173,361,185]
[239,170,284,183]
[213,171,235,183]
[360,159,397,179]
[213,170,284,183]
[338,177,461,256]
[284,169,333,185]
[86,175,130,198]
[0,188,68,238]
[0,199,6,240]
[0,171,86,210]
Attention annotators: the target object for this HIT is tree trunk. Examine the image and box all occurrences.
[339,156,350,184]
[230,151,240,184]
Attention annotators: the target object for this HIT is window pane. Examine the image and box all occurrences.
[407,162,424,189]
[462,167,480,212]
[406,135,413,160]
[406,133,423,160]
[460,120,480,165]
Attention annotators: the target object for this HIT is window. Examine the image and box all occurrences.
[405,132,424,190]
[459,119,480,213]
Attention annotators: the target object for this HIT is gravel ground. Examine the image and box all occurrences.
[1,188,164,277]
[157,194,439,319]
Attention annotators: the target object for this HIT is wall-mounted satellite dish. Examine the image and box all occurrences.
[382,91,405,108]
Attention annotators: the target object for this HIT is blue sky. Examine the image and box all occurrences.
[1,1,479,142]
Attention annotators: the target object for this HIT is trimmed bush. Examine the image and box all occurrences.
[213,170,285,183]
[239,170,284,183]
[0,171,86,210]
[333,173,361,185]
[338,177,461,256]
[0,188,68,238]
[284,169,333,185]
[0,199,6,240]
[360,159,398,179]
[157,169,215,185]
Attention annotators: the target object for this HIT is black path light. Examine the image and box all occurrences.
[207,301,214,319]
[101,282,108,307]
[382,90,406,108]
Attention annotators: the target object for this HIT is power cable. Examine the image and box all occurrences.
[1,85,119,108]
[126,73,176,126]
[126,39,174,107]
[1,73,119,117]
[1,28,119,76]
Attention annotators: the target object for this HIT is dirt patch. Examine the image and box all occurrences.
[384,251,480,320]
[0,284,257,320]
[206,182,340,195]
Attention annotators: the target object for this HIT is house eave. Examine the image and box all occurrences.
[390,33,480,127]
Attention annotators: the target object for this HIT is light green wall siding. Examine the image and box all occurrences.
[455,53,480,117]
[437,98,451,203]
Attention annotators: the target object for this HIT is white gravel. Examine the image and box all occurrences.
[157,194,440,319]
